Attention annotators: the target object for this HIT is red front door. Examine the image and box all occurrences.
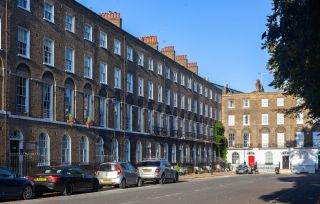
[248,156,255,167]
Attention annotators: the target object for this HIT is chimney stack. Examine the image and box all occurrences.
[100,12,122,28]
[175,55,188,67]
[255,79,264,92]
[161,46,175,60]
[140,36,159,50]
[187,62,199,75]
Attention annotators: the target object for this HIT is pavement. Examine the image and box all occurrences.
[3,173,320,204]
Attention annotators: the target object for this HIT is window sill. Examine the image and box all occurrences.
[43,18,55,24]
[43,63,55,68]
[18,54,30,60]
[84,76,93,80]
[100,82,108,86]
[18,6,31,13]
[84,38,93,43]
[65,70,75,74]
[66,29,75,34]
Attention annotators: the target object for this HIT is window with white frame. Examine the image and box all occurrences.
[100,31,107,48]
[228,115,235,126]
[243,99,250,108]
[296,113,304,124]
[277,133,285,147]
[228,132,235,147]
[158,85,163,103]
[148,58,153,71]
[193,81,197,92]
[214,108,217,120]
[205,104,208,117]
[114,39,121,55]
[209,106,213,118]
[127,46,133,61]
[83,24,92,41]
[243,132,250,147]
[228,99,235,108]
[148,110,154,133]
[43,38,54,66]
[83,88,92,120]
[126,73,133,93]
[80,136,89,164]
[173,116,178,131]
[44,1,54,22]
[138,52,144,66]
[114,102,121,130]
[232,152,239,164]
[42,82,53,120]
[99,62,107,84]
[199,84,203,95]
[194,100,198,114]
[199,102,203,115]
[296,132,304,147]
[262,133,269,148]
[138,108,144,132]
[261,114,269,125]
[18,0,30,11]
[265,151,273,165]
[181,95,185,110]
[148,81,153,100]
[187,97,191,111]
[65,14,75,32]
[155,143,161,159]
[164,143,169,161]
[277,98,284,107]
[172,144,176,163]
[114,68,121,89]
[173,72,178,83]
[100,97,107,127]
[65,47,74,72]
[96,137,104,164]
[204,87,208,98]
[261,98,269,107]
[181,119,185,136]
[209,90,213,99]
[187,78,192,89]
[16,76,29,114]
[166,115,170,134]
[166,89,170,105]
[145,141,152,159]
[157,63,162,75]
[165,67,170,79]
[61,135,71,165]
[18,27,30,58]
[157,112,163,128]
[125,104,133,131]
[138,78,144,97]
[277,113,284,125]
[112,138,119,161]
[243,114,250,125]
[64,82,74,117]
[136,141,142,162]
[313,132,320,147]
[38,133,50,166]
[173,92,178,107]
[181,74,185,86]
[84,54,92,79]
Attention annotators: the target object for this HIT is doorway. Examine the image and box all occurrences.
[282,156,289,169]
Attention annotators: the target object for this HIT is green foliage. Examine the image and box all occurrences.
[262,0,320,120]
[214,122,227,159]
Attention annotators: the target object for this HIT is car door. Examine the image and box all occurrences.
[127,163,138,184]
[74,168,90,191]
[166,161,175,179]
[0,169,18,197]
[161,161,170,179]
[120,163,132,185]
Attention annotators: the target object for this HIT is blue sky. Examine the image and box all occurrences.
[77,0,275,93]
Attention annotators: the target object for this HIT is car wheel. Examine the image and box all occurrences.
[173,173,179,183]
[92,180,99,192]
[159,174,166,184]
[63,183,73,196]
[119,179,126,189]
[22,185,33,200]
[137,178,143,187]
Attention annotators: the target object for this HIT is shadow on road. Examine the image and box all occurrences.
[259,174,320,204]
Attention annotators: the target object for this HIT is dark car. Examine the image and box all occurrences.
[235,164,249,174]
[29,166,99,196]
[0,167,34,200]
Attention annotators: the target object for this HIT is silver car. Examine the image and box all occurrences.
[96,162,143,188]
[137,160,178,184]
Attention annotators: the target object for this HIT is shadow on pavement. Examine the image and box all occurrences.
[259,174,320,204]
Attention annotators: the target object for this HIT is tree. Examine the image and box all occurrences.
[262,0,320,120]
[214,122,227,159]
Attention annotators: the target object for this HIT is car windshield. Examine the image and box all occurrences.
[44,167,63,174]
[137,161,160,167]
[99,163,116,171]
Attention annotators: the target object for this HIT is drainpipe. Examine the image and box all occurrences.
[3,0,8,163]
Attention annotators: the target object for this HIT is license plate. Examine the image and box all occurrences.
[143,169,152,172]
[36,178,47,182]
[103,179,112,182]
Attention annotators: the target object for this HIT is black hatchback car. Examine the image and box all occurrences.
[0,167,34,200]
[29,166,99,196]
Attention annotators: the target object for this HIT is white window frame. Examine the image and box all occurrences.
[173,72,178,83]
[277,98,284,107]
[157,63,163,75]
[158,85,163,103]
[83,24,92,41]
[42,82,53,120]
[228,115,235,126]
[181,74,185,86]
[38,133,50,166]
[100,31,107,49]
[65,14,75,33]
[138,52,144,66]
[127,46,133,61]
[243,114,250,126]
[296,113,304,124]
[148,58,154,71]
[61,135,71,165]
[181,95,185,110]
[148,81,153,100]
[43,38,54,66]
[138,78,144,97]
[277,113,284,125]
[187,78,192,89]
[296,132,304,147]
[65,47,74,73]
[261,98,269,107]
[100,97,107,127]
[99,62,107,84]
[228,99,235,108]
[17,27,30,59]
[166,89,171,105]
[166,67,170,79]
[277,133,285,148]
[84,54,93,79]
[243,99,250,108]
[18,0,30,11]
[114,39,121,55]
[261,114,269,125]
[44,1,54,23]
[114,68,121,89]
[80,136,89,165]
[126,73,133,93]
[187,97,191,111]
[262,133,269,148]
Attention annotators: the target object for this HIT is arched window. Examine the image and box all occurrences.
[38,133,50,166]
[83,84,93,121]
[179,145,184,164]
[136,141,142,162]
[197,147,202,163]
[243,132,250,147]
[232,152,240,164]
[172,144,176,163]
[146,141,152,159]
[64,78,75,119]
[61,135,71,165]
[80,136,89,164]
[42,72,54,120]
[203,147,208,164]
[112,138,118,162]
[124,139,130,162]
[96,137,104,164]
[99,89,108,128]
[228,132,235,147]
[164,143,169,161]
[16,64,30,114]
[265,151,273,165]
[156,143,161,159]
[185,145,190,163]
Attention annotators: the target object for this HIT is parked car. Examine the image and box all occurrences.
[96,162,142,188]
[28,166,99,196]
[0,167,34,200]
[235,164,249,174]
[137,160,178,184]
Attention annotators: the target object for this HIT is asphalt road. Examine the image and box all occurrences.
[5,174,320,204]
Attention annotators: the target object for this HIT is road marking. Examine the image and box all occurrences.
[121,201,141,204]
[151,192,183,200]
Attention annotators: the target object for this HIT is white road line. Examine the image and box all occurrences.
[151,192,183,200]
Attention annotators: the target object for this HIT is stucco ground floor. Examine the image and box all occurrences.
[0,114,214,176]
[227,147,320,173]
